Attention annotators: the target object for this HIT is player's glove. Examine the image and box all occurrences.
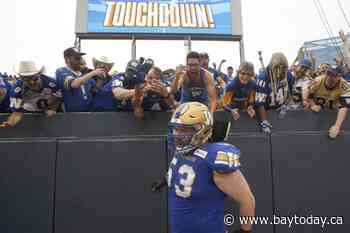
[277,104,289,119]
[260,120,272,134]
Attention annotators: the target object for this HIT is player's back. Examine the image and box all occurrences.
[168,142,240,233]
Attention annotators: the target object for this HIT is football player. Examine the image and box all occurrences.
[168,102,255,233]
[302,66,350,138]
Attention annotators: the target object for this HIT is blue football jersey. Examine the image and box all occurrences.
[255,69,294,108]
[0,75,12,113]
[168,142,241,233]
[10,75,60,113]
[111,74,133,111]
[56,67,95,112]
[91,77,118,112]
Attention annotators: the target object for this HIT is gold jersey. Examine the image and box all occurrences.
[308,75,350,109]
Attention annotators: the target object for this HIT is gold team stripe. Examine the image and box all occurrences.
[215,151,241,168]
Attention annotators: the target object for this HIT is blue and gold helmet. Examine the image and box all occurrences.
[168,102,213,155]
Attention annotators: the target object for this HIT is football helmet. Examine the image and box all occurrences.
[168,102,213,154]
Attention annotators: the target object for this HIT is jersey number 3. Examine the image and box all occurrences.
[168,157,196,198]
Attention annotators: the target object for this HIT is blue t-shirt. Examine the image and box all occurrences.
[0,75,12,113]
[223,77,257,110]
[168,142,241,233]
[56,67,95,112]
[10,75,60,113]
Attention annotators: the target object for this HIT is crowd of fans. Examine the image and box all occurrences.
[1,31,350,138]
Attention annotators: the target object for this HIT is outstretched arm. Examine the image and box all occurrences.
[205,71,217,113]
[0,112,23,128]
[70,69,105,89]
[217,59,226,73]
[214,170,255,232]
[170,70,185,94]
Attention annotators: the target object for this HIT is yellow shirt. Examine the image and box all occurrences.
[308,75,350,108]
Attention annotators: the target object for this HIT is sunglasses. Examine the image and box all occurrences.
[22,75,40,82]
[96,64,111,70]
[240,71,253,77]
[70,56,82,61]
[187,63,200,67]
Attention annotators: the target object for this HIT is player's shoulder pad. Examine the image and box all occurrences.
[194,142,241,173]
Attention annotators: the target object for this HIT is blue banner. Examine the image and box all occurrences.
[88,0,233,35]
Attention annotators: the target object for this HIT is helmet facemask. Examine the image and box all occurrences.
[168,102,213,155]
[169,123,212,155]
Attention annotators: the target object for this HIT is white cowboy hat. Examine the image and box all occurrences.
[92,56,114,69]
[14,61,44,77]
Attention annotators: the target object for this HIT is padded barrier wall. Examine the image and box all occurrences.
[0,111,349,233]
[0,140,56,233]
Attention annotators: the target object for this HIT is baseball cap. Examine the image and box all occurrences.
[298,59,312,69]
[327,66,344,78]
[63,47,86,58]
